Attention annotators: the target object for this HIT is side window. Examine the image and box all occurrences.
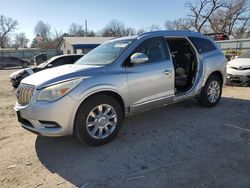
[72,55,82,63]
[133,37,170,63]
[50,57,69,67]
[63,57,75,65]
[189,37,216,53]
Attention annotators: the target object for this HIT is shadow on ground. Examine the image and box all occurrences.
[36,97,250,188]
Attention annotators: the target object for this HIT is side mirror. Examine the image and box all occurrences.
[130,53,148,64]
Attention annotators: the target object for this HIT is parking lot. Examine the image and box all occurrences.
[0,68,249,188]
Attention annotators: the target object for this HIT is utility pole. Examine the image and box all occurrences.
[85,20,88,37]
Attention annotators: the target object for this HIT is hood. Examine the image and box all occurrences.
[9,68,33,79]
[227,58,250,69]
[21,64,101,89]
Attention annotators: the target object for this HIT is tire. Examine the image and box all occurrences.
[197,75,222,107]
[22,62,28,68]
[74,95,123,146]
[12,82,19,89]
[0,65,4,70]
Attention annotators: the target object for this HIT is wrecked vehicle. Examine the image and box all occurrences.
[226,50,250,86]
[9,54,83,88]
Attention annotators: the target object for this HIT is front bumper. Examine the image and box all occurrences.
[226,74,250,85]
[14,95,79,137]
[226,67,250,85]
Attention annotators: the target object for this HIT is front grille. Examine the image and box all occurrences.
[16,84,35,106]
[231,66,250,70]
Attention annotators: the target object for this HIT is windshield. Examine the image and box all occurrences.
[75,39,135,65]
[38,60,49,68]
[37,56,57,68]
[239,50,250,58]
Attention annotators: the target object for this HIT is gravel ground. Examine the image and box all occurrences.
[0,68,249,188]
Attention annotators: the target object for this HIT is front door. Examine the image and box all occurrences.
[125,37,175,112]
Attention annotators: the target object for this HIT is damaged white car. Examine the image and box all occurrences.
[227,50,250,86]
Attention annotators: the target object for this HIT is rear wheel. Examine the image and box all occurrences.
[74,95,123,146]
[197,75,222,107]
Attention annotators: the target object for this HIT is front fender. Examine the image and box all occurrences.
[69,84,129,112]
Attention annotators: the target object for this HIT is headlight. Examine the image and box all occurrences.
[37,78,83,102]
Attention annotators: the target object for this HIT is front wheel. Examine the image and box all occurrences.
[197,75,222,107]
[74,95,123,146]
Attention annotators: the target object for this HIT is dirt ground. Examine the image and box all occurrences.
[0,68,249,188]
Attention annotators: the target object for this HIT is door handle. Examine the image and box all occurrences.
[163,70,172,75]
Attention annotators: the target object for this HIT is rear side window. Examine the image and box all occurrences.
[189,37,216,53]
[50,57,70,67]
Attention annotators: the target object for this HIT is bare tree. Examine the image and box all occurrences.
[187,0,227,32]
[233,16,250,38]
[33,21,60,49]
[209,0,250,37]
[14,32,29,48]
[124,27,136,36]
[137,28,146,35]
[86,30,96,37]
[0,15,18,48]
[165,18,191,30]
[137,24,161,35]
[226,0,249,36]
[68,23,96,37]
[34,20,51,39]
[148,24,162,31]
[208,9,228,33]
[68,23,85,36]
[101,20,126,37]
[52,29,63,40]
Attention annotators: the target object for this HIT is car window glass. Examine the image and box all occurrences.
[133,37,169,63]
[73,55,82,62]
[65,56,75,64]
[189,37,216,53]
[49,58,65,67]
[54,56,74,66]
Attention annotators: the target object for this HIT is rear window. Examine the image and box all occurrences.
[189,37,217,53]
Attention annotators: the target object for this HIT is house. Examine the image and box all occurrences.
[57,37,114,54]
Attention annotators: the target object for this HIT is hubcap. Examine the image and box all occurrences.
[86,104,117,139]
[207,80,220,103]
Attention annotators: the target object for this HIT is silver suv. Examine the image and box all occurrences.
[14,31,227,145]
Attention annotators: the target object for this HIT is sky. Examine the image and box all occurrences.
[0,0,188,41]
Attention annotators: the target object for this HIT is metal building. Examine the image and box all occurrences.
[216,38,250,51]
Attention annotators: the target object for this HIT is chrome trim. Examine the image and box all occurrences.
[16,84,35,106]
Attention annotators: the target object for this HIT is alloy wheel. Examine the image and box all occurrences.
[86,104,117,139]
[207,80,220,103]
